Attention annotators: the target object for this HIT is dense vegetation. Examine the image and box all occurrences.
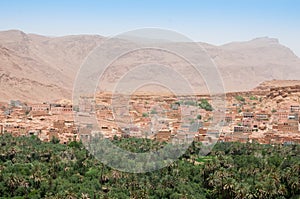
[235,96,245,102]
[198,99,213,111]
[174,99,213,112]
[0,134,299,199]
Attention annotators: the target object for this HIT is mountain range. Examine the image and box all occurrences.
[0,29,299,102]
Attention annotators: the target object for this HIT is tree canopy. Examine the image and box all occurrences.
[0,134,299,198]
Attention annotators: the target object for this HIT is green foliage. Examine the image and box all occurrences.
[183,100,197,106]
[235,95,245,102]
[174,101,181,105]
[198,99,213,111]
[113,135,119,140]
[197,114,202,120]
[249,96,258,100]
[142,112,149,117]
[68,140,82,148]
[189,119,195,124]
[150,109,157,114]
[50,136,60,144]
[0,134,299,198]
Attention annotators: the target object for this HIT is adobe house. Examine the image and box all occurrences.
[78,128,92,142]
[166,109,181,120]
[288,113,299,120]
[50,104,73,115]
[272,124,278,130]
[53,120,65,129]
[242,105,253,113]
[30,103,50,112]
[258,123,267,131]
[228,107,238,114]
[235,115,243,122]
[28,129,41,136]
[196,127,207,142]
[234,126,244,133]
[238,134,250,143]
[242,118,253,128]
[224,132,249,143]
[243,112,254,119]
[78,97,95,113]
[30,111,49,117]
[50,106,63,115]
[251,121,259,131]
[155,129,171,142]
[225,113,233,124]
[62,105,73,114]
[243,127,253,133]
[29,103,50,117]
[290,104,300,112]
[255,112,269,121]
[277,120,299,133]
[275,110,289,121]
[48,128,59,140]
[59,132,78,144]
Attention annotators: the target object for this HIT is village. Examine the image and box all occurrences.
[1,86,300,145]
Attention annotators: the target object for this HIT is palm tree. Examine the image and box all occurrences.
[6,174,21,195]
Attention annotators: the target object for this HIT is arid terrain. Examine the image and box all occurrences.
[1,30,300,102]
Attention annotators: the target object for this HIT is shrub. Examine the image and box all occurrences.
[235,95,245,102]
[198,99,213,111]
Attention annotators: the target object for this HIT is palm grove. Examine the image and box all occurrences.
[0,134,299,198]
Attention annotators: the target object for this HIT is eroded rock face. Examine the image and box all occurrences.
[0,30,104,102]
[1,30,300,102]
[254,80,300,101]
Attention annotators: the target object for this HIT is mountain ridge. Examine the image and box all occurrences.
[0,29,299,102]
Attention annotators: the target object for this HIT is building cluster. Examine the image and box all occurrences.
[0,100,78,144]
[1,91,300,145]
[77,93,220,145]
[220,95,300,144]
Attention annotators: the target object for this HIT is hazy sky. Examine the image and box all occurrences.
[1,0,300,56]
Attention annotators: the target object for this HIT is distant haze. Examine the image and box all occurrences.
[0,30,300,102]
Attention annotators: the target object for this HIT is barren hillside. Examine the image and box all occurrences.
[0,30,299,102]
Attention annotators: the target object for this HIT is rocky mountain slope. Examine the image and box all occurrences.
[205,37,300,91]
[0,30,299,102]
[0,30,103,102]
